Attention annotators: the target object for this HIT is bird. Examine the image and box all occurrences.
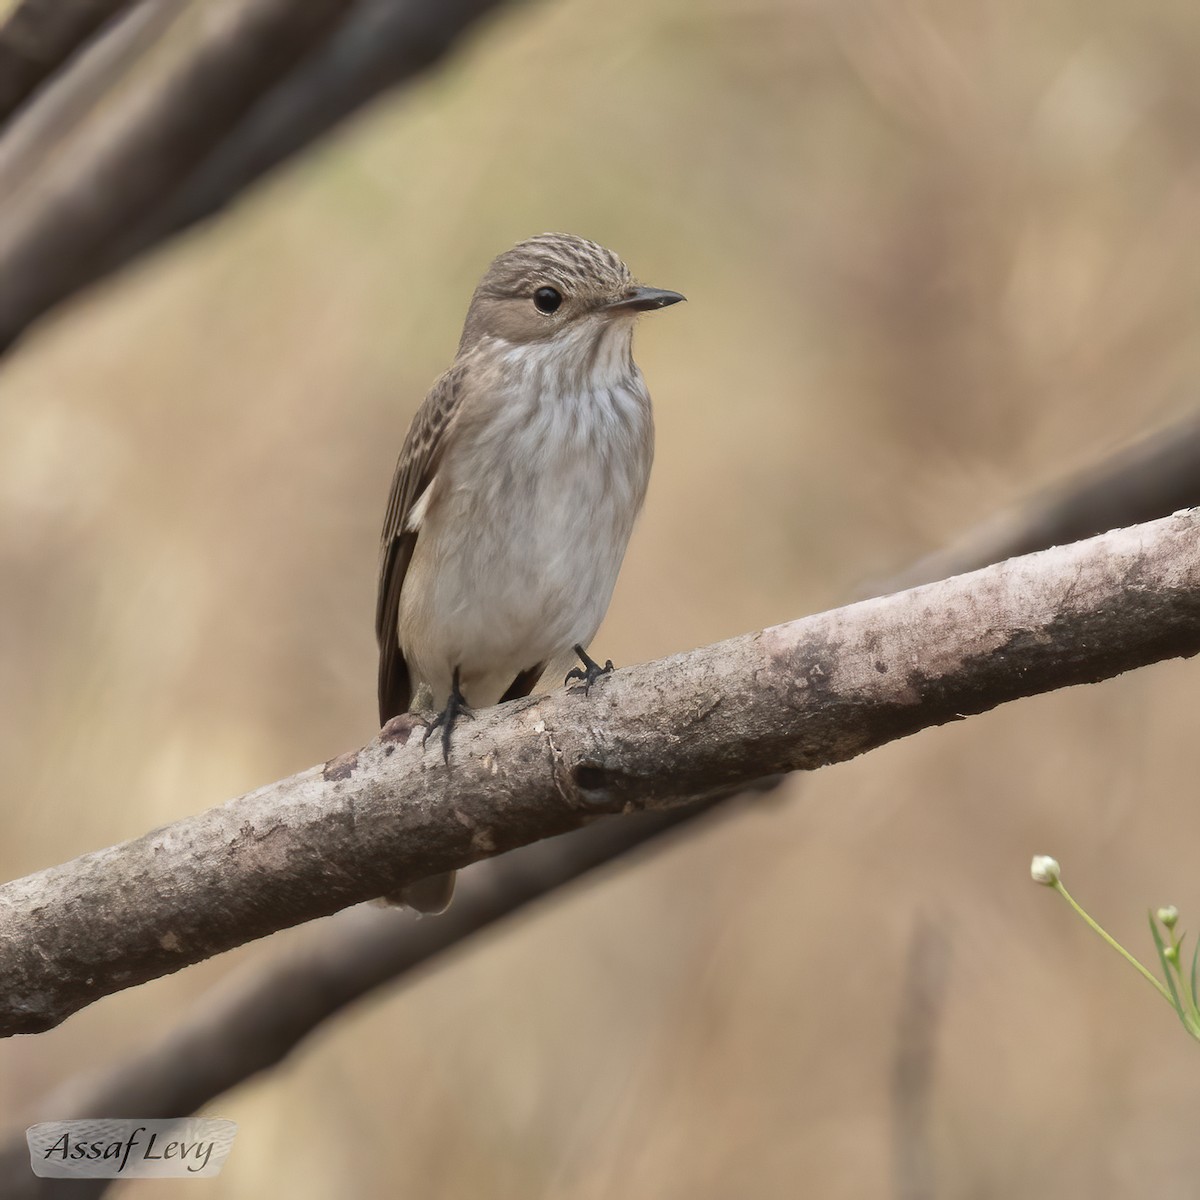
[375,232,684,912]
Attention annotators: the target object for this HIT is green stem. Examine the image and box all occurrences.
[1055,881,1172,1003]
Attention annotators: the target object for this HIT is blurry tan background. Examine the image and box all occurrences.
[3,0,1200,1195]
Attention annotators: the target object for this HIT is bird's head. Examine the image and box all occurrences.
[458,233,684,358]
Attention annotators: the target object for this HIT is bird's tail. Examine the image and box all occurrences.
[380,871,457,915]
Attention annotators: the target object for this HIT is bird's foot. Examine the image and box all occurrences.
[565,644,614,695]
[421,669,473,763]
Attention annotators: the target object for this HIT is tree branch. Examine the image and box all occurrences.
[3,509,1199,1038]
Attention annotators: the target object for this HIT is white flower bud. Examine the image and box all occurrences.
[1157,906,1179,930]
[1030,855,1061,886]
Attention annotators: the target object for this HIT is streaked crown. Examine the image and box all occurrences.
[477,233,632,303]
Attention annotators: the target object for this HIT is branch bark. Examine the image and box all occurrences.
[3,508,1200,1038]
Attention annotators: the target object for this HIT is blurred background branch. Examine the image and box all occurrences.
[884,410,1200,591]
[890,918,951,1200]
[0,0,137,124]
[0,0,512,354]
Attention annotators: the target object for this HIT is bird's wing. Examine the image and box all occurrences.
[375,365,464,724]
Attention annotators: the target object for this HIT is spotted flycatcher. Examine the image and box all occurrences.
[375,233,684,912]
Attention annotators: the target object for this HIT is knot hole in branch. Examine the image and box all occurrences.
[567,759,631,810]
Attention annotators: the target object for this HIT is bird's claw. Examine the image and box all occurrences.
[565,644,614,695]
[421,703,473,763]
[421,670,473,763]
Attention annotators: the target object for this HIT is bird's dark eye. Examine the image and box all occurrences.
[533,286,562,314]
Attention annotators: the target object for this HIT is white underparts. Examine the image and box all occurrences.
[397,320,654,709]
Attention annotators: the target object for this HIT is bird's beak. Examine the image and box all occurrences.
[604,286,686,313]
